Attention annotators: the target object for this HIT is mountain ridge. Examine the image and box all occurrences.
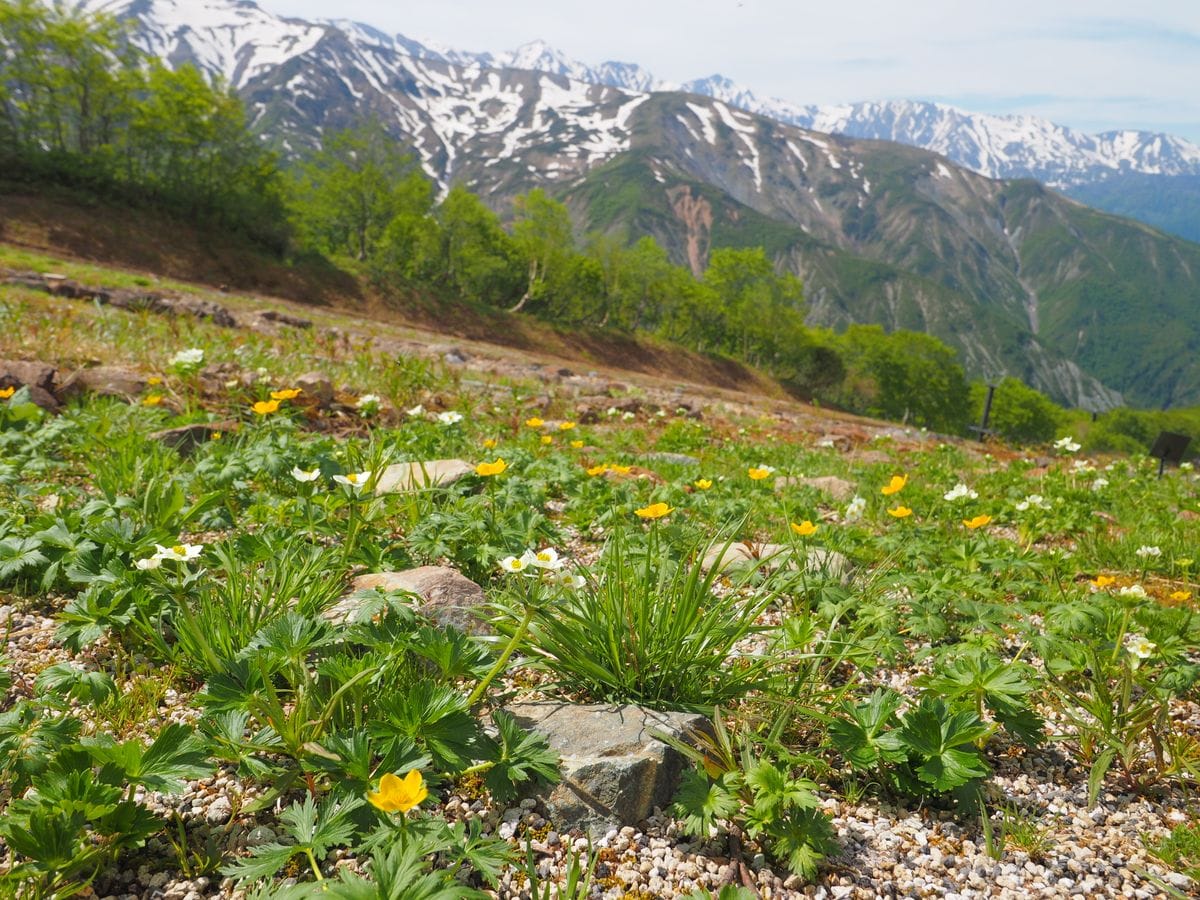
[65,0,1200,409]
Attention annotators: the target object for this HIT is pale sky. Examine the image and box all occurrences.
[263,1,1200,142]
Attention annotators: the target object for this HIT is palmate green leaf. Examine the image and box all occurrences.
[671,768,740,837]
[828,689,905,770]
[898,697,990,793]
[82,723,211,794]
[0,535,48,583]
[760,806,836,880]
[9,769,123,823]
[745,760,820,821]
[35,662,117,705]
[0,807,89,873]
[0,702,82,793]
[372,683,480,771]
[479,710,559,803]
[224,795,364,884]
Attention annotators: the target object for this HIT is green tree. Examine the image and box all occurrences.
[973,377,1063,445]
[434,187,522,306]
[509,189,575,313]
[291,120,419,260]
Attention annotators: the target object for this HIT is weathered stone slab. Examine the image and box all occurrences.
[375,459,474,493]
[149,421,236,455]
[774,475,857,502]
[701,542,851,583]
[57,365,148,400]
[505,702,711,835]
[325,566,488,633]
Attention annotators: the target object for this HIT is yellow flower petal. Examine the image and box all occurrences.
[587,464,608,476]
[693,479,712,490]
[251,399,280,415]
[635,502,673,519]
[270,388,302,400]
[881,474,907,496]
[790,520,818,537]
[747,467,771,481]
[475,458,507,477]
[525,417,544,428]
[963,514,992,530]
[886,505,913,519]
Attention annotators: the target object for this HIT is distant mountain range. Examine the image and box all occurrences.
[70,0,1200,409]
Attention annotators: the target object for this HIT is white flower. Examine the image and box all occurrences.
[333,471,372,493]
[606,407,619,417]
[356,394,381,412]
[134,556,161,570]
[545,570,585,590]
[1118,584,1147,598]
[1182,462,1194,472]
[255,367,269,378]
[944,483,978,502]
[291,466,321,482]
[525,547,563,570]
[169,348,204,370]
[621,411,635,421]
[1091,477,1109,491]
[1124,633,1156,659]
[844,495,867,522]
[406,404,425,417]
[436,410,463,425]
[1135,545,1162,559]
[1015,494,1051,512]
[499,555,528,574]
[1072,459,1097,474]
[153,543,203,562]
[1054,436,1081,454]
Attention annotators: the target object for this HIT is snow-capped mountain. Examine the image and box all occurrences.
[63,0,1200,410]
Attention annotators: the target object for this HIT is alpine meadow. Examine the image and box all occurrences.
[1,2,1200,899]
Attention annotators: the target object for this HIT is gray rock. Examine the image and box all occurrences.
[0,358,59,411]
[296,372,334,407]
[375,459,474,493]
[775,475,858,502]
[701,542,851,583]
[205,796,232,825]
[58,365,148,400]
[506,702,711,835]
[643,452,700,467]
[326,566,488,633]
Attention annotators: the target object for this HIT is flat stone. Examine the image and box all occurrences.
[325,566,488,633]
[375,459,474,493]
[642,452,700,466]
[701,542,851,582]
[505,702,711,835]
[0,358,59,411]
[57,365,148,400]
[775,475,857,502]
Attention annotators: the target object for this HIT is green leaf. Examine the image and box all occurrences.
[83,723,211,794]
[1087,747,1116,808]
[479,710,559,803]
[671,768,740,837]
[35,662,117,705]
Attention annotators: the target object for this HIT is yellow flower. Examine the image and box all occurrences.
[367,770,428,814]
[251,399,280,415]
[609,464,633,475]
[540,435,553,445]
[558,421,577,431]
[147,376,163,386]
[482,438,498,449]
[270,388,302,401]
[475,458,507,477]
[0,386,14,399]
[1091,574,1116,589]
[886,505,913,519]
[570,439,584,449]
[1170,590,1193,602]
[142,394,163,406]
[881,474,907,496]
[790,520,818,537]
[525,417,545,428]
[962,515,992,530]
[694,479,713,490]
[747,467,772,481]
[587,464,608,476]
[635,502,673,519]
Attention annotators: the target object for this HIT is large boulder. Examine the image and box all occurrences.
[296,372,334,408]
[324,566,488,634]
[505,702,711,835]
[375,459,474,493]
[149,421,237,455]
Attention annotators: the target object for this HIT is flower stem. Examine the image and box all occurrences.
[305,847,324,881]
[467,601,535,708]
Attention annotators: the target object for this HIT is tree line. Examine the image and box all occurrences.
[6,1,1184,451]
